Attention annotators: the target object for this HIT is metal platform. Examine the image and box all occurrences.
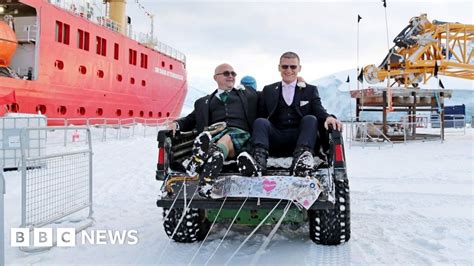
[351,87,452,140]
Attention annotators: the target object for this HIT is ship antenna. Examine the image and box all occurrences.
[149,14,156,47]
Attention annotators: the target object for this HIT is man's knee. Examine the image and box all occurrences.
[254,118,270,128]
[217,134,232,147]
[217,134,235,158]
[301,115,318,125]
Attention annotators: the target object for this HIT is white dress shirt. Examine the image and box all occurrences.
[282,80,297,106]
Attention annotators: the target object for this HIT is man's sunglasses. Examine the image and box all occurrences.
[215,71,237,77]
[280,65,299,70]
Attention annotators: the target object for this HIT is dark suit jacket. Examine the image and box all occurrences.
[258,82,330,122]
[176,86,258,133]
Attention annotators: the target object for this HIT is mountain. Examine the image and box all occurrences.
[180,85,207,116]
[312,69,473,121]
[183,70,473,122]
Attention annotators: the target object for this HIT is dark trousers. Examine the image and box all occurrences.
[252,115,318,156]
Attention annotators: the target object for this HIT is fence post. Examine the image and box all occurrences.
[1,165,5,266]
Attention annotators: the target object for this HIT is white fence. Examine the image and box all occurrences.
[0,115,47,170]
[347,120,393,149]
[19,127,93,252]
[47,117,174,142]
[0,166,4,264]
[348,113,468,147]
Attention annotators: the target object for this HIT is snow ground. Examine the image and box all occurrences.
[3,126,474,265]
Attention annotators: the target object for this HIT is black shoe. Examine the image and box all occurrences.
[253,147,268,175]
[292,150,314,177]
[198,148,224,198]
[185,131,212,176]
[237,152,260,177]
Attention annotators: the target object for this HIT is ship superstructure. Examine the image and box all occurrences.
[0,0,187,124]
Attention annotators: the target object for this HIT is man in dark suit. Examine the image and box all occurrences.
[169,63,258,195]
[238,52,342,177]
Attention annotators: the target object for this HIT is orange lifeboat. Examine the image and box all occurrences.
[0,21,18,67]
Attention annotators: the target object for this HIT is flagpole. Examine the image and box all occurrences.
[383,0,393,113]
[357,15,360,93]
[357,15,363,121]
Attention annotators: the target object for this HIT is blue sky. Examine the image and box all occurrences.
[126,0,473,92]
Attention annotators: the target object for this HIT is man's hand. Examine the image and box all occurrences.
[166,121,179,136]
[324,116,343,132]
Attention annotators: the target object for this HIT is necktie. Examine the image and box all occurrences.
[220,91,229,103]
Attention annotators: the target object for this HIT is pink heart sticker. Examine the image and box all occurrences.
[263,179,277,192]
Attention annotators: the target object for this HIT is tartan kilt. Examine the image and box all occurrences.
[211,127,251,154]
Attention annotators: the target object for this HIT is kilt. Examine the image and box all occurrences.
[212,127,251,154]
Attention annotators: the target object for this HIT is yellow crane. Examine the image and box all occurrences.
[363,14,474,87]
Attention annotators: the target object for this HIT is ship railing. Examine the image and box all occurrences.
[49,0,186,64]
[129,30,186,63]
[15,24,37,43]
[155,40,186,63]
[97,16,121,33]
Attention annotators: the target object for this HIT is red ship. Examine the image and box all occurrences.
[0,0,187,125]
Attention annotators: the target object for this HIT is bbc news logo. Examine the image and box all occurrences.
[11,228,139,247]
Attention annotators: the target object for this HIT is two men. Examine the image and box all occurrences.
[171,52,342,194]
[169,63,258,196]
[238,52,342,177]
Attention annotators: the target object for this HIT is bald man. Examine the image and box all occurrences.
[169,63,258,197]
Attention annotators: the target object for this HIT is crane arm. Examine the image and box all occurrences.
[363,14,474,87]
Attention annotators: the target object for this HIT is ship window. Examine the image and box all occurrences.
[128,110,134,117]
[139,111,144,117]
[141,80,146,87]
[96,36,107,56]
[148,111,153,117]
[55,60,64,70]
[129,49,137,65]
[58,106,67,115]
[166,112,170,117]
[77,29,90,51]
[97,70,104,78]
[114,43,119,60]
[130,77,135,84]
[169,64,173,70]
[36,105,47,114]
[97,108,103,116]
[11,103,19,112]
[161,61,165,67]
[140,53,148,69]
[116,74,123,82]
[79,65,87,75]
[78,107,86,115]
[116,109,122,116]
[158,112,162,117]
[55,21,70,45]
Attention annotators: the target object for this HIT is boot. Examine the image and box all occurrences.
[198,144,224,198]
[184,131,212,176]
[292,146,314,177]
[237,151,260,177]
[253,146,269,175]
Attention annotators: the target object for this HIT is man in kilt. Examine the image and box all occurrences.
[169,63,258,197]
